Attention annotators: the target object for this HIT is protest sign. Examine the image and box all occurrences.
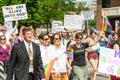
[5,21,13,33]
[52,21,63,33]
[2,4,28,22]
[64,15,84,30]
[52,26,64,33]
[81,11,94,20]
[76,0,84,2]
[98,47,120,76]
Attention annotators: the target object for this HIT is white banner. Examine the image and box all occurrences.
[64,15,84,30]
[2,4,28,22]
[81,11,94,20]
[98,47,120,76]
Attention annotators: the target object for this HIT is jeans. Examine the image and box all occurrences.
[73,66,88,80]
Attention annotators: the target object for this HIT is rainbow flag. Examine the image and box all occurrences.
[13,34,17,41]
[64,47,74,61]
[44,59,55,80]
[101,13,112,32]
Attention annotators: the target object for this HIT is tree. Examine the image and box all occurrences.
[0,0,89,29]
[96,0,102,30]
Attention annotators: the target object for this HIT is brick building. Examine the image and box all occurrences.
[102,0,120,31]
[110,0,120,7]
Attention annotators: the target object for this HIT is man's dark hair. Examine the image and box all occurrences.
[22,27,32,35]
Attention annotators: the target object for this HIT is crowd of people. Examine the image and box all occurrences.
[0,21,120,80]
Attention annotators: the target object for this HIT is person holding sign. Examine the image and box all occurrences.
[110,42,120,80]
[50,33,71,80]
[0,21,18,45]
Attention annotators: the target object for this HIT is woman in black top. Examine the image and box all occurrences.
[72,32,88,80]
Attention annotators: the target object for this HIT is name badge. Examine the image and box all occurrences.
[55,73,60,78]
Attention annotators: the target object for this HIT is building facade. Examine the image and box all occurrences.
[102,0,120,31]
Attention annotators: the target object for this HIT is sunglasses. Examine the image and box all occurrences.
[1,30,6,31]
[43,38,49,41]
[76,38,82,40]
[54,38,61,40]
[0,38,6,40]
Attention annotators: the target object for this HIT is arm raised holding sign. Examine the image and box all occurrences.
[11,20,18,35]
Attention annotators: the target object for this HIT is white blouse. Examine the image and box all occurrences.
[49,45,67,73]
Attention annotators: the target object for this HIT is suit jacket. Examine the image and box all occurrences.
[6,41,45,80]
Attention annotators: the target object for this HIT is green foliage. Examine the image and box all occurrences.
[85,18,96,29]
[0,0,89,27]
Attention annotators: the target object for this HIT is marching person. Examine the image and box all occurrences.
[50,33,71,80]
[6,27,45,80]
[38,33,51,67]
[110,42,120,80]
[86,31,101,80]
[72,32,88,80]
[0,21,18,45]
[61,28,69,48]
[0,35,11,80]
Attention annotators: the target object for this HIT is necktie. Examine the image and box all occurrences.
[28,43,32,55]
[28,43,33,73]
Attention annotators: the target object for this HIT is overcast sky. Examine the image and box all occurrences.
[85,0,96,4]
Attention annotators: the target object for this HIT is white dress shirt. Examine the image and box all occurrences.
[39,45,52,67]
[23,40,33,54]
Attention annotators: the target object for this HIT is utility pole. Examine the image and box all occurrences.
[96,0,102,30]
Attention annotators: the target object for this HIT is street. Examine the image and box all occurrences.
[96,73,110,80]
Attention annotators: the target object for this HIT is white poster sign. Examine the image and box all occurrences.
[52,21,63,33]
[98,47,120,76]
[52,26,64,33]
[5,21,13,33]
[76,0,84,2]
[2,4,28,22]
[81,11,94,20]
[64,15,84,30]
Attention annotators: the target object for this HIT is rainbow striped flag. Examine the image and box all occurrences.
[64,47,74,61]
[101,13,112,32]
[13,34,17,41]
[43,59,55,80]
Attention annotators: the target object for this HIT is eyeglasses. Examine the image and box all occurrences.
[54,38,61,40]
[1,30,6,31]
[76,38,82,40]
[43,38,49,41]
[0,38,6,40]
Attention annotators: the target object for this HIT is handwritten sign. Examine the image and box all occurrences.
[52,21,63,33]
[2,4,28,22]
[5,21,13,33]
[81,11,94,20]
[98,47,120,76]
[64,15,84,30]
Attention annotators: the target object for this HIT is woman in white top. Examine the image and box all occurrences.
[50,33,71,80]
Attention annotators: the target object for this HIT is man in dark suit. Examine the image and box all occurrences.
[6,27,45,80]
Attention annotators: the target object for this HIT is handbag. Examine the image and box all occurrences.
[4,61,9,74]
